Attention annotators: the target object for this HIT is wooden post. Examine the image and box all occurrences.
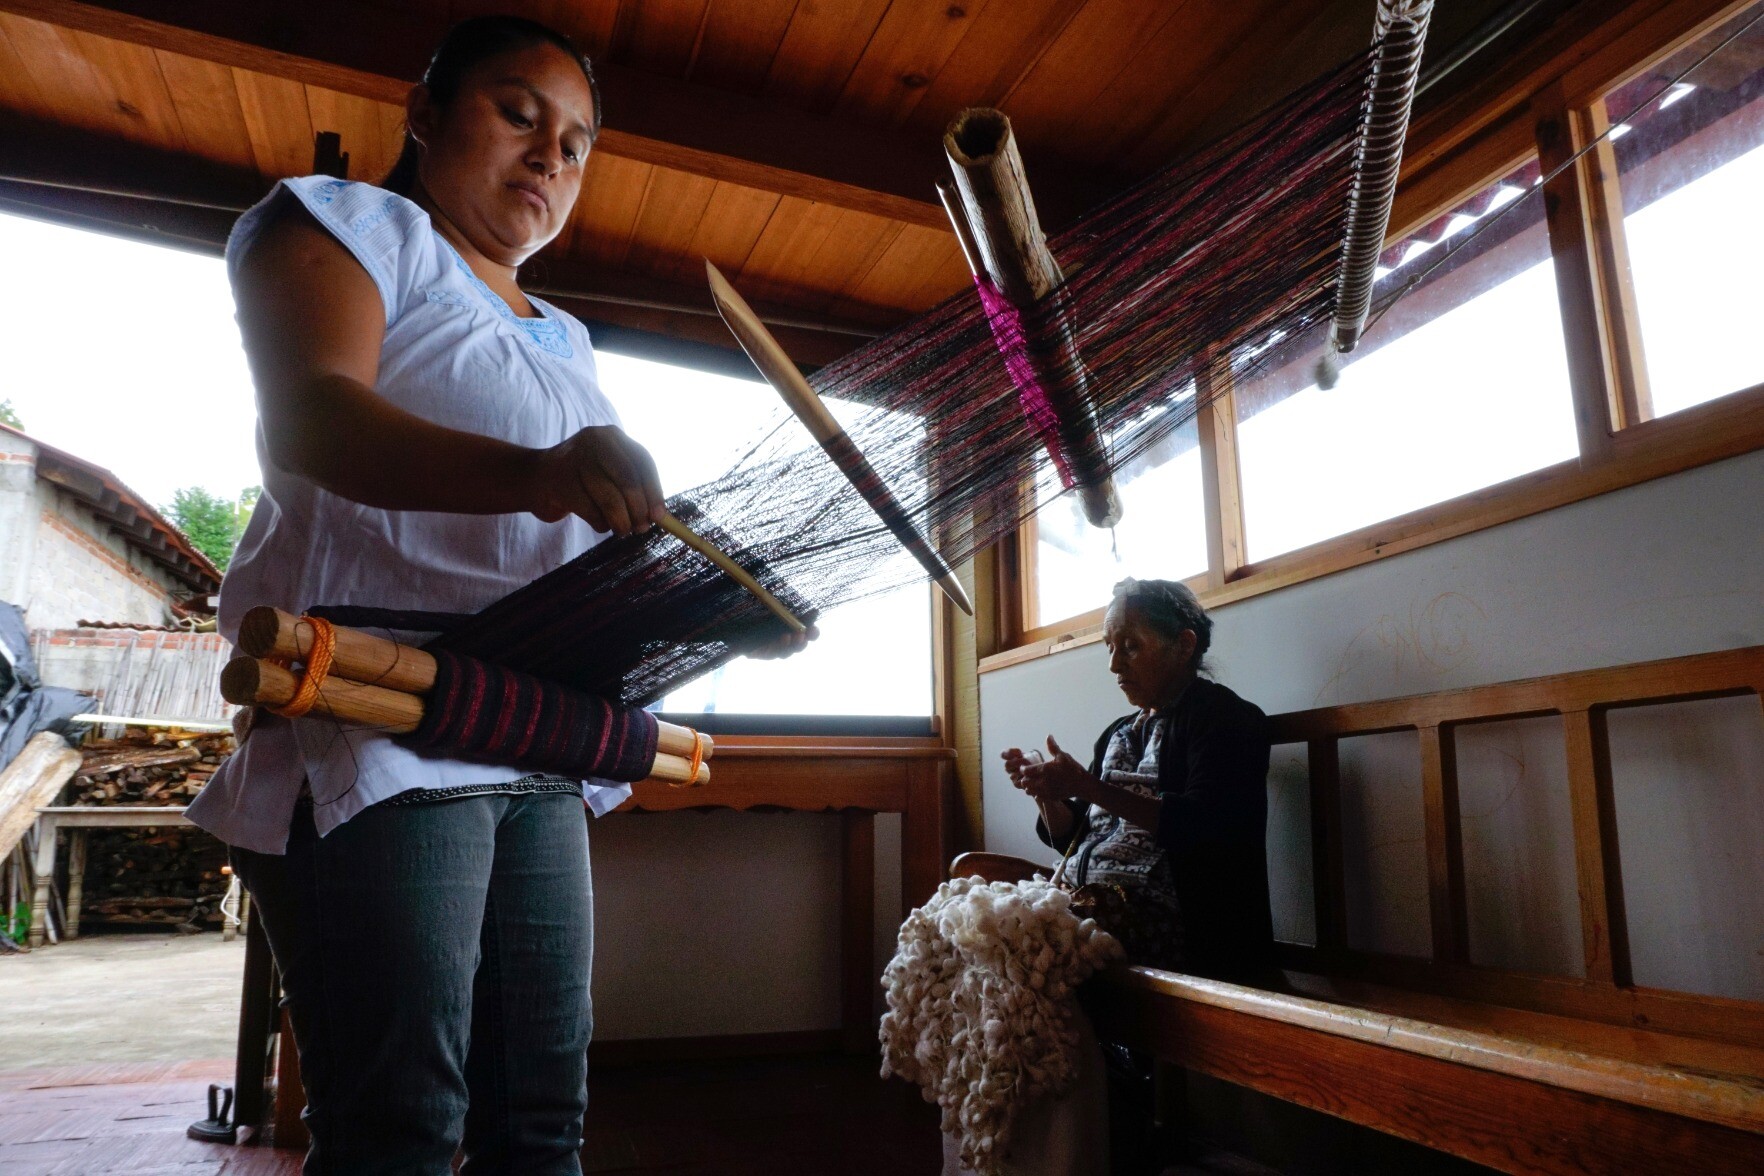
[28,817,56,949]
[1575,96,1654,428]
[64,827,86,940]
[1196,360,1247,590]
[1308,739,1347,955]
[1536,82,1622,463]
[901,760,955,920]
[1419,724,1469,964]
[1563,706,1632,986]
[840,811,877,1054]
[232,914,279,1138]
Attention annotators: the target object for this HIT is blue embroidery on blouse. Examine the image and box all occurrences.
[434,237,573,359]
[425,289,470,307]
[308,178,346,206]
[351,195,400,237]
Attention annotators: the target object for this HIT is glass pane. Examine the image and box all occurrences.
[1606,5,1764,418]
[1234,159,1580,562]
[600,352,933,716]
[1031,393,1208,628]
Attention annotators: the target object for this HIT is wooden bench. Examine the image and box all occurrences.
[1085,645,1764,1174]
[231,734,955,1147]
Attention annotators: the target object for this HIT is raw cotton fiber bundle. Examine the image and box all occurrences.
[879,877,1124,1174]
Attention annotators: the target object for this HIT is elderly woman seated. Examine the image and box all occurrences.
[928,578,1276,1175]
[969,575,1276,983]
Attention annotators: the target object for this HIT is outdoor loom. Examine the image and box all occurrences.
[217,1,1432,780]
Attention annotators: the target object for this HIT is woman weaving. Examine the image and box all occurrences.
[186,16,804,1173]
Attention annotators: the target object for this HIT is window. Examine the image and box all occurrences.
[1603,6,1764,420]
[1029,392,1208,627]
[599,352,933,716]
[1234,160,1580,561]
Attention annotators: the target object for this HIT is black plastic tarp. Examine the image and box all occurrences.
[0,601,92,770]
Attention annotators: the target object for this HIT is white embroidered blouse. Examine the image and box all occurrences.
[187,176,633,854]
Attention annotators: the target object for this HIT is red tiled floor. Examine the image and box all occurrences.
[0,1054,940,1175]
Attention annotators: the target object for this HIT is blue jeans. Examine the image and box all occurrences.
[232,791,593,1175]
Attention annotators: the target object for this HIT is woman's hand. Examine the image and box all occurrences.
[1016,736,1098,803]
[1005,737,1097,803]
[523,426,666,536]
[745,624,820,660]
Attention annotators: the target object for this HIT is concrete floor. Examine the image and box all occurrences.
[0,932,243,1072]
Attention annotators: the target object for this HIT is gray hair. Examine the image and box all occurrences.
[1109,577,1212,672]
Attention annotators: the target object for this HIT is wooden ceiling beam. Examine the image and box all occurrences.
[0,0,964,229]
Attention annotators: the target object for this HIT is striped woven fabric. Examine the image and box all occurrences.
[403,650,659,782]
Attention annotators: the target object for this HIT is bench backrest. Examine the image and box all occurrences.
[1266,645,1764,1047]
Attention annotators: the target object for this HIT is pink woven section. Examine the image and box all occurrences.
[975,276,1076,488]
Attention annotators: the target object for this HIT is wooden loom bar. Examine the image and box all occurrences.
[219,657,711,787]
[236,607,712,761]
[943,107,1122,530]
[1563,707,1632,986]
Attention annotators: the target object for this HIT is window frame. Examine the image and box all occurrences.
[982,0,1764,673]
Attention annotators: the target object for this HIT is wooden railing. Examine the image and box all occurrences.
[1268,644,1764,1046]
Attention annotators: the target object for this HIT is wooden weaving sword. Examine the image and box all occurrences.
[705,260,974,617]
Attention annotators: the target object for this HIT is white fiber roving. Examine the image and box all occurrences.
[879,876,1124,1174]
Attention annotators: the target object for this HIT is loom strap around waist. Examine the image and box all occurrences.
[403,650,659,783]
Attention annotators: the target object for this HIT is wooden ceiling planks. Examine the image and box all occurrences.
[896,0,1088,142]
[611,0,713,77]
[154,50,254,174]
[305,86,401,184]
[231,69,314,184]
[761,0,892,113]
[689,0,799,94]
[987,0,1190,165]
[832,0,995,129]
[0,15,55,118]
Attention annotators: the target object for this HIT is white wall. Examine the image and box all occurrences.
[589,809,903,1041]
[981,449,1764,1001]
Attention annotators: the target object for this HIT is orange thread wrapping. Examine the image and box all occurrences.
[268,616,338,719]
[669,728,706,789]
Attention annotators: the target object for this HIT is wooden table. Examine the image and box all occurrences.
[28,805,190,948]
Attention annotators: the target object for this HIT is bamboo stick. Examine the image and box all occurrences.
[218,657,709,786]
[944,108,1122,530]
[705,261,974,617]
[234,608,711,759]
[656,509,808,634]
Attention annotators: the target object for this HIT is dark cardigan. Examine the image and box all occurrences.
[1039,676,1277,981]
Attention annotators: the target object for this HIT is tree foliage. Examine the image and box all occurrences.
[0,399,21,429]
[166,486,252,571]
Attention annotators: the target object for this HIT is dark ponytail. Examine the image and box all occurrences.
[381,15,603,197]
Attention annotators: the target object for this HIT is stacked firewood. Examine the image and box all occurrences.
[81,827,229,927]
[70,728,234,929]
[68,729,232,806]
